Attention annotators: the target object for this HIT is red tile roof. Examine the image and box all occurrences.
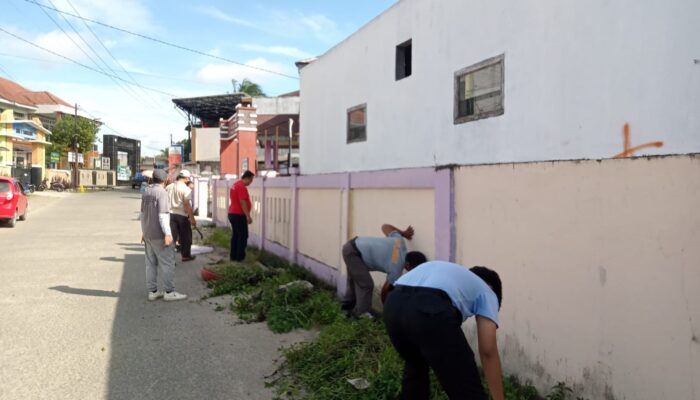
[0,77,71,107]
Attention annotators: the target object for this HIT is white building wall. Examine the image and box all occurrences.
[300,0,700,175]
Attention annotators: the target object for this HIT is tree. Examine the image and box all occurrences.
[160,138,191,161]
[235,78,266,97]
[48,115,99,156]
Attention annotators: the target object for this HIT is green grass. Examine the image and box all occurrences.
[203,227,232,248]
[201,226,585,400]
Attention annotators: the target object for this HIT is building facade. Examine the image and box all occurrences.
[299,0,700,174]
[102,135,141,185]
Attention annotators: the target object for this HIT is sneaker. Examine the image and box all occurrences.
[163,291,188,301]
[148,291,164,301]
[182,256,196,262]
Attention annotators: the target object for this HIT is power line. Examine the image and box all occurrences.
[0,62,16,80]
[0,27,177,97]
[38,0,161,110]
[23,0,300,80]
[64,0,163,109]
[0,52,227,87]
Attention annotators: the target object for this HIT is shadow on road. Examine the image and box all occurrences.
[100,256,126,263]
[49,285,119,298]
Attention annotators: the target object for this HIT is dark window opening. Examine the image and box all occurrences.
[395,39,412,80]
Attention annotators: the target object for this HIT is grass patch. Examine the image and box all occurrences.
[271,319,582,399]
[204,227,231,248]
[201,228,585,399]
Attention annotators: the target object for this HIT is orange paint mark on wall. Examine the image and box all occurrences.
[613,123,664,158]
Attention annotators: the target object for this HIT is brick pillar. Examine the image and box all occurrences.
[220,101,258,176]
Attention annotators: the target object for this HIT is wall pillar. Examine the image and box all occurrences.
[434,167,455,262]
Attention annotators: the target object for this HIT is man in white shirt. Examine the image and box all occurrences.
[166,170,196,261]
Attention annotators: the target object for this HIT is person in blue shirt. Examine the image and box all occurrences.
[383,261,504,400]
[341,223,427,318]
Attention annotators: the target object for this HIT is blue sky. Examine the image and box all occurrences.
[0,0,396,154]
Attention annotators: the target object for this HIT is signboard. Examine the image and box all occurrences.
[242,158,249,172]
[50,152,59,162]
[168,144,183,168]
[117,151,131,181]
[93,158,102,169]
[102,157,110,170]
[77,153,84,164]
[67,152,76,162]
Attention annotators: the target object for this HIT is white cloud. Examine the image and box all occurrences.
[239,44,312,60]
[26,79,189,155]
[196,6,258,30]
[195,58,294,85]
[48,0,155,33]
[300,14,341,42]
[0,27,89,65]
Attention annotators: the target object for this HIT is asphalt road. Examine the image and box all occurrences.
[0,189,309,400]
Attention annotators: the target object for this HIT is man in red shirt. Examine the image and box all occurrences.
[228,170,254,261]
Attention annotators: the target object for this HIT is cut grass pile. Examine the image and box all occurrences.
[205,248,343,333]
[201,231,585,400]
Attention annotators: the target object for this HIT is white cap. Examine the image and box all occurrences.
[178,169,191,178]
[142,170,154,178]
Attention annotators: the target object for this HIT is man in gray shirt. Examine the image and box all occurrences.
[140,169,187,301]
[341,223,426,318]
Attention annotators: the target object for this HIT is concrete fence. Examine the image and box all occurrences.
[211,155,699,400]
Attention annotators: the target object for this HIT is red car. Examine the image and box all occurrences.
[0,176,28,227]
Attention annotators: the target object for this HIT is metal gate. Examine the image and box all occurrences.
[11,167,32,186]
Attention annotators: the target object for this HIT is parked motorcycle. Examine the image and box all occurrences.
[23,183,36,194]
[37,179,49,192]
[50,181,65,192]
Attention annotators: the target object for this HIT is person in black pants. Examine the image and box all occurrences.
[383,261,504,400]
[228,170,254,261]
[166,170,196,262]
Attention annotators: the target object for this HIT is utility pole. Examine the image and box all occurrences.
[73,103,78,189]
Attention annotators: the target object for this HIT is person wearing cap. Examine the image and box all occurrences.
[383,262,504,399]
[166,170,197,261]
[228,170,254,262]
[140,169,187,301]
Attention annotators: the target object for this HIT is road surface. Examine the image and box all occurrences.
[0,189,308,400]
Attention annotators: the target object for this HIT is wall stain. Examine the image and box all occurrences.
[599,266,607,287]
[613,123,664,158]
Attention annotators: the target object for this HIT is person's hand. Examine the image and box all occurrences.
[402,225,415,240]
[246,215,253,225]
[189,217,196,226]
[164,235,173,247]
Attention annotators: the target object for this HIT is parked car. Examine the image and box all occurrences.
[131,172,149,189]
[0,176,28,227]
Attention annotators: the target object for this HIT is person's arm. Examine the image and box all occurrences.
[158,213,173,246]
[241,200,252,224]
[380,281,394,304]
[476,316,504,400]
[183,197,196,226]
[381,224,414,240]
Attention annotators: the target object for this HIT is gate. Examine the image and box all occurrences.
[11,167,32,186]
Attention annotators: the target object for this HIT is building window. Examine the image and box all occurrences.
[396,39,412,80]
[454,54,504,124]
[347,104,367,143]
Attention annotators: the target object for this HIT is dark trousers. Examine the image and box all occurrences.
[341,239,374,314]
[383,286,487,400]
[228,213,248,261]
[170,214,192,258]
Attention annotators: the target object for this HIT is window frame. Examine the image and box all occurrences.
[395,39,412,81]
[346,103,367,144]
[453,54,505,125]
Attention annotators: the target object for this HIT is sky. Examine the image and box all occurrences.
[0,0,397,155]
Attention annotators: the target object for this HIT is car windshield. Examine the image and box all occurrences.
[0,181,10,192]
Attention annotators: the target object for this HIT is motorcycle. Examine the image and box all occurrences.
[23,183,36,194]
[37,179,48,192]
